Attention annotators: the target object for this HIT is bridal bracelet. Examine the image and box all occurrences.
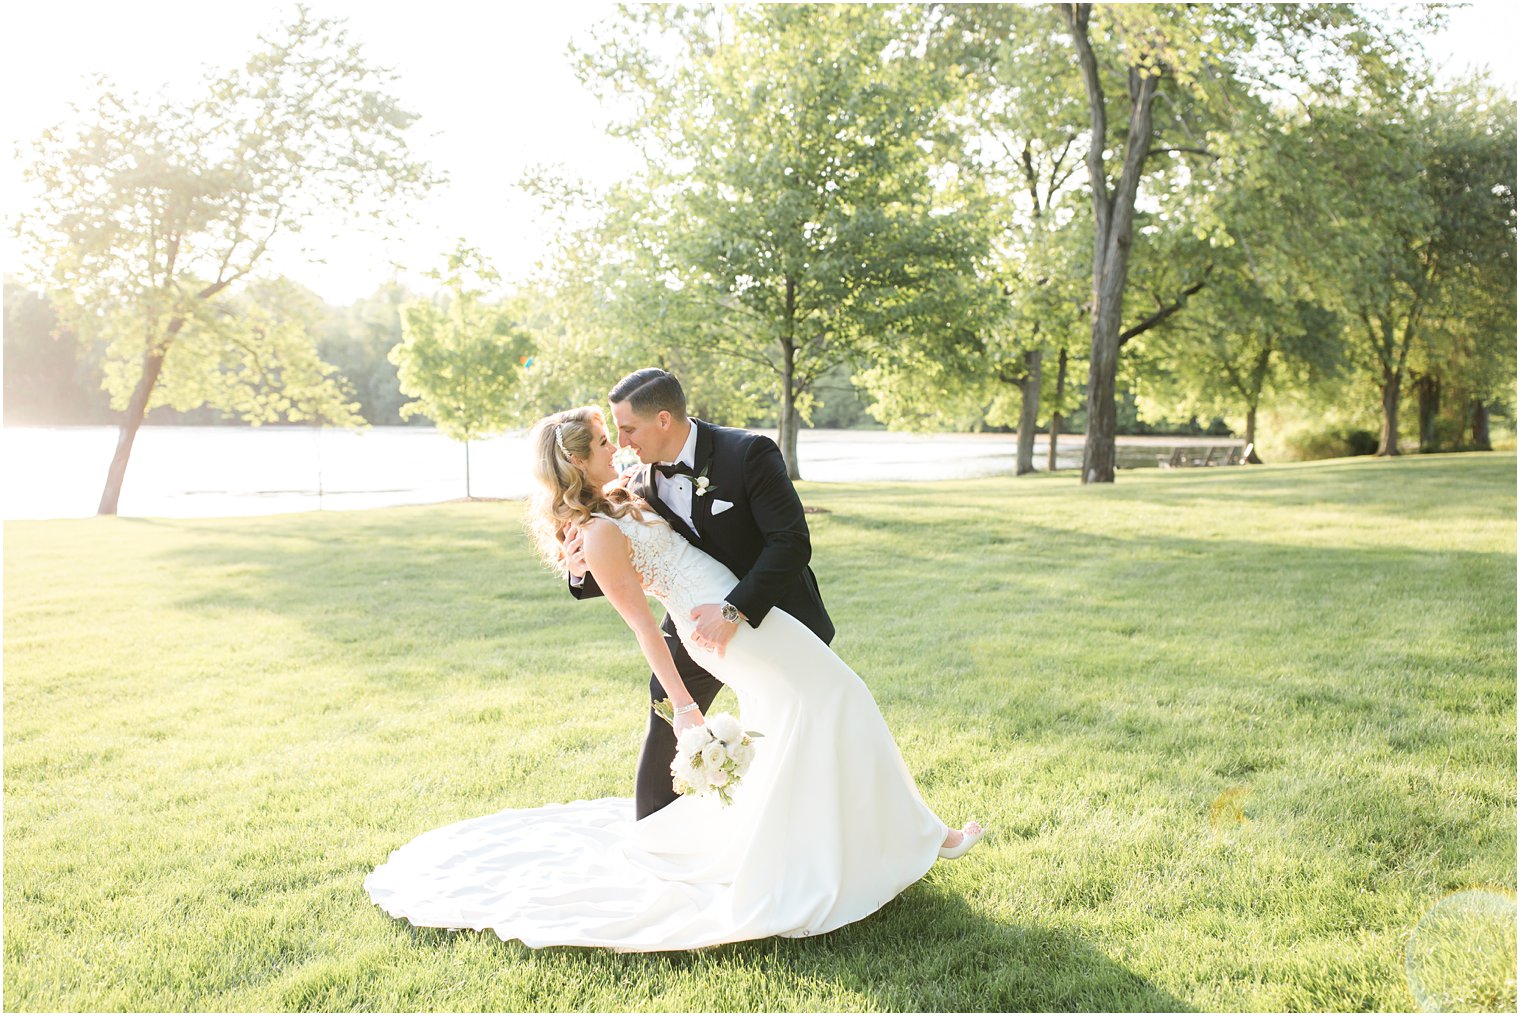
[673,701,699,716]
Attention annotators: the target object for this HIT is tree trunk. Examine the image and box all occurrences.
[464,440,473,498]
[1415,375,1439,452]
[1047,346,1067,472]
[778,343,800,482]
[1244,404,1264,464]
[1378,366,1402,456]
[1066,7,1160,485]
[98,328,179,516]
[1471,400,1492,450]
[1082,296,1121,483]
[778,277,801,480]
[1015,348,1042,476]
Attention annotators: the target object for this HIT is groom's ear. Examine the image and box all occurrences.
[656,410,672,430]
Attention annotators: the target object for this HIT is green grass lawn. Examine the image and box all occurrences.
[4,452,1515,1012]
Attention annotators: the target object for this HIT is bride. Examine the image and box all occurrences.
[364,406,983,951]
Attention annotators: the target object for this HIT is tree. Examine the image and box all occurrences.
[1056,2,1422,482]
[390,245,533,498]
[922,3,1091,475]
[818,4,1102,475]
[118,276,364,429]
[1298,80,1516,456]
[514,176,780,429]
[14,5,437,514]
[573,4,1002,478]
[1130,267,1341,460]
[1124,107,1361,462]
[1402,80,1518,453]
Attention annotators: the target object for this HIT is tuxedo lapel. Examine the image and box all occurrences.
[634,462,658,504]
[640,462,703,547]
[690,419,716,537]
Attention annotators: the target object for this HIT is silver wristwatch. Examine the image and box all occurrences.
[720,602,743,625]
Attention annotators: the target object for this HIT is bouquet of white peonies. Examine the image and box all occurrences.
[652,700,763,806]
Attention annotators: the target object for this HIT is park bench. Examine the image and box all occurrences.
[1157,442,1253,468]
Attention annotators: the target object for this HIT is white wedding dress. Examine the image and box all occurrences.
[364,510,950,951]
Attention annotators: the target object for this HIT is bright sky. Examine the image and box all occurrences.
[3,0,1515,306]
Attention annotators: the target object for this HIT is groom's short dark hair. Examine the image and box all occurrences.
[609,368,686,418]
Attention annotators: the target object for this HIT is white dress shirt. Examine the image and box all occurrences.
[655,420,700,532]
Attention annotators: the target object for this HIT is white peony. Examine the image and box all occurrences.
[676,725,710,756]
[706,713,743,744]
[729,740,755,767]
[708,767,731,788]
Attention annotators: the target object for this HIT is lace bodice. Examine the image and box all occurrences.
[593,511,738,631]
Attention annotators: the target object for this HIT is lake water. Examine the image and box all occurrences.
[1,426,1235,520]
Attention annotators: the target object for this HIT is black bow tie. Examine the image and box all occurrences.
[655,461,695,479]
[656,459,696,480]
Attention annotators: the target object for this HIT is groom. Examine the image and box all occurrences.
[564,367,834,820]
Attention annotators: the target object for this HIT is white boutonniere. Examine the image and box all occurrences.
[693,469,715,497]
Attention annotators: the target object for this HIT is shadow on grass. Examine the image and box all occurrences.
[812,452,1516,523]
[386,880,1192,1013]
[1102,454,1516,517]
[139,494,1517,698]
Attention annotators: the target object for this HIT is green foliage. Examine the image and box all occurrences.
[5,455,1515,1010]
[1051,2,1428,479]
[567,4,1005,470]
[4,276,422,429]
[15,2,435,382]
[1283,76,1518,453]
[11,4,437,507]
[389,245,532,442]
[318,283,416,426]
[1404,77,1519,437]
[1280,426,1382,461]
[508,217,778,427]
[92,276,364,426]
[853,8,1096,437]
[1121,85,1363,444]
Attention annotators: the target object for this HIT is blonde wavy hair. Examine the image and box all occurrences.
[526,405,654,574]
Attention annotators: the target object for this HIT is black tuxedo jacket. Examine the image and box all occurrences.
[571,419,834,645]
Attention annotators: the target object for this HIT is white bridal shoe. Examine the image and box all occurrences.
[937,821,985,859]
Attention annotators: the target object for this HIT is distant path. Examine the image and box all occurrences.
[1,425,1243,520]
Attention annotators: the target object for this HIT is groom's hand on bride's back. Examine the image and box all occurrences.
[689,604,740,657]
[563,522,588,581]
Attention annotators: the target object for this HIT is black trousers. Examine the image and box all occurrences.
[634,615,726,820]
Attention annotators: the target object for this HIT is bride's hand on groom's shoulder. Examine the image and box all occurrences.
[563,522,588,580]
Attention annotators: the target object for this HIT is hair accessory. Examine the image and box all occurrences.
[553,423,568,456]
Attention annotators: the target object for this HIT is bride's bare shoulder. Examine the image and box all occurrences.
[580,514,627,543]
[580,515,637,576]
